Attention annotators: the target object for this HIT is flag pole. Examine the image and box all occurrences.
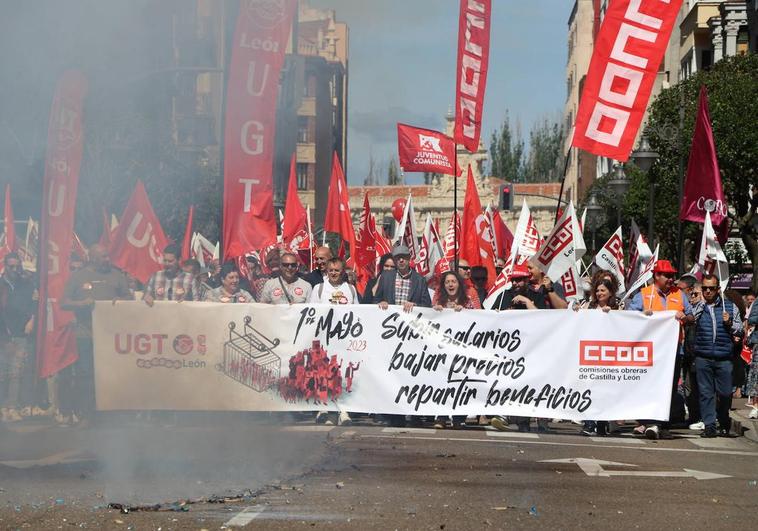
[453,143,459,269]
[555,147,571,224]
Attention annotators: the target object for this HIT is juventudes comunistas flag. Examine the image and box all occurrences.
[623,244,659,301]
[680,86,727,227]
[594,226,626,294]
[397,123,457,176]
[36,70,87,378]
[324,152,356,262]
[417,214,445,280]
[282,154,310,253]
[454,0,491,153]
[697,211,729,292]
[355,193,376,288]
[461,167,496,283]
[534,202,585,281]
[110,180,169,284]
[393,192,420,264]
[572,0,683,161]
[222,0,297,259]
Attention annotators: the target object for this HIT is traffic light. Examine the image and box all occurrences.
[499,183,514,210]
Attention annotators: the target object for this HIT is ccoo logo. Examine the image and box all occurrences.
[579,340,653,367]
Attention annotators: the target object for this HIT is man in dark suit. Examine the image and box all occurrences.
[373,245,432,310]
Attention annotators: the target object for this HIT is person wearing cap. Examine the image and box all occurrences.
[626,259,694,440]
[489,262,547,311]
[373,244,431,311]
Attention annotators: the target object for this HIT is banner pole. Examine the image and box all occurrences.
[453,143,459,269]
[555,147,571,224]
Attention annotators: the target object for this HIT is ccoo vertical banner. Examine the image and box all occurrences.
[36,70,88,378]
[571,0,682,161]
[454,0,491,153]
[222,0,297,259]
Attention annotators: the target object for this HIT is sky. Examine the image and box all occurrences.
[310,0,571,184]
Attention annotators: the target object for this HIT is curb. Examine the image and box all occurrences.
[730,408,758,444]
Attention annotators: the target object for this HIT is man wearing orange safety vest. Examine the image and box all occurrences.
[627,259,694,440]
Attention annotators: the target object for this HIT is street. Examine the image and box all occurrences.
[2,416,757,529]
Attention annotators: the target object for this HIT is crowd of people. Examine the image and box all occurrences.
[2,241,758,439]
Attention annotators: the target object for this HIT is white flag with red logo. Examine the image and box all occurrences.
[533,202,585,281]
[623,244,659,300]
[393,193,420,263]
[440,211,461,272]
[626,219,652,288]
[191,232,217,268]
[594,226,626,294]
[559,263,585,303]
[417,214,444,280]
[110,180,169,283]
[697,211,729,292]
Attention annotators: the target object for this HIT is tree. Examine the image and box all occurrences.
[525,114,564,182]
[387,156,401,186]
[626,54,758,284]
[489,111,525,181]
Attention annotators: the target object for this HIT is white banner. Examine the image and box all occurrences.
[94,302,679,421]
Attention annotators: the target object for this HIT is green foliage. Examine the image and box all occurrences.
[525,115,565,183]
[489,111,525,181]
[387,157,401,186]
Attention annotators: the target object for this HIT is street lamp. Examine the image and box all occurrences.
[606,164,631,226]
[585,192,606,252]
[631,135,659,245]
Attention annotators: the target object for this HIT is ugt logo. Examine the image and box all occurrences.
[579,340,653,367]
[418,134,443,153]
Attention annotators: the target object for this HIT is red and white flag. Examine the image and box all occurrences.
[282,153,311,253]
[324,152,356,262]
[625,219,652,288]
[36,70,87,378]
[623,244,659,300]
[559,264,585,303]
[534,202,586,281]
[110,180,169,284]
[490,207,513,260]
[417,214,445,280]
[594,226,626,294]
[222,0,297,259]
[397,123,457,176]
[460,166,496,283]
[191,232,217,268]
[394,192,420,263]
[454,0,491,152]
[441,211,461,272]
[680,86,727,227]
[371,214,393,260]
[572,0,683,161]
[696,211,729,292]
[355,193,376,288]
[20,218,39,271]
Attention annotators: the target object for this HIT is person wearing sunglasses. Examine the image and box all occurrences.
[259,252,311,304]
[626,259,694,440]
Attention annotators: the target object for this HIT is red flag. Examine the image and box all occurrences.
[397,123,457,176]
[680,86,727,227]
[97,207,113,249]
[324,152,356,262]
[371,214,392,259]
[282,153,311,252]
[110,180,169,284]
[442,211,461,270]
[460,166,496,283]
[355,193,376,287]
[36,70,87,378]
[571,0,682,161]
[491,208,513,260]
[181,205,194,261]
[3,184,15,252]
[222,0,297,259]
[454,0,491,152]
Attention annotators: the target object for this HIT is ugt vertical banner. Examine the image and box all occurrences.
[36,70,88,378]
[571,0,682,161]
[454,0,491,153]
[222,0,297,259]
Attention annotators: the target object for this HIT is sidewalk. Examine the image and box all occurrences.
[730,398,758,443]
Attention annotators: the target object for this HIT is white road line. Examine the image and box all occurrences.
[358,434,758,457]
[486,431,540,439]
[224,505,266,527]
[381,427,438,434]
[279,425,335,432]
[589,437,645,445]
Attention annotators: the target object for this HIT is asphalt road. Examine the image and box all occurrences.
[1,417,757,529]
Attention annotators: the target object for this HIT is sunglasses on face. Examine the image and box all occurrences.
[702,286,719,292]
[458,266,471,271]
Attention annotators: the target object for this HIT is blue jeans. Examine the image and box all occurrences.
[695,357,732,430]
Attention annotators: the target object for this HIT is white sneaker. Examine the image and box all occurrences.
[338,411,352,426]
[689,421,705,430]
[315,411,327,424]
[749,408,758,420]
[644,425,660,440]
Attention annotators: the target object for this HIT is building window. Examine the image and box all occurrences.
[304,74,316,97]
[297,116,310,143]
[296,163,309,190]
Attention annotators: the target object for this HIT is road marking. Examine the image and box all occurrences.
[486,431,539,439]
[280,425,335,432]
[589,437,645,445]
[0,450,95,469]
[358,434,758,457]
[224,505,265,527]
[540,458,731,481]
[381,427,438,434]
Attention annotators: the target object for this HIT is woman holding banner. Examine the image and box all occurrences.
[204,263,254,303]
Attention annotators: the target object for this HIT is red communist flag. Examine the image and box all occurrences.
[680,86,727,227]
[454,0,492,153]
[282,153,310,252]
[181,205,194,261]
[354,193,376,292]
[110,180,169,284]
[397,123,457,176]
[460,166,496,283]
[324,152,356,261]
[572,0,682,161]
[491,207,513,260]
